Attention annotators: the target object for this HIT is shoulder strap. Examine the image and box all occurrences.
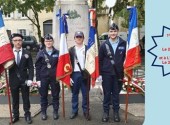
[42,51,49,63]
[105,43,115,65]
[42,51,51,68]
[105,43,121,78]
[73,47,83,72]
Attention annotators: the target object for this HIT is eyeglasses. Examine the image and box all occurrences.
[75,36,83,38]
[12,39,22,42]
[44,40,53,42]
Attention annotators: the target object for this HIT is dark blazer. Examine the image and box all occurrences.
[9,49,34,89]
[69,45,87,71]
[35,47,59,81]
[99,37,126,79]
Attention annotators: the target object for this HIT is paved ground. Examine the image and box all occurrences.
[0,90,144,125]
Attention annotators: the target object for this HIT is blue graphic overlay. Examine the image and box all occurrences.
[148,26,170,76]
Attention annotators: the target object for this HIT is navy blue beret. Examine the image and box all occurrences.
[109,23,119,30]
[11,33,23,39]
[44,34,53,40]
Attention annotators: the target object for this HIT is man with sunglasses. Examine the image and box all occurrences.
[35,34,60,120]
[69,31,90,120]
[99,23,126,122]
[9,33,34,124]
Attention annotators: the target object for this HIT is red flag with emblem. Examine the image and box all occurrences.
[56,12,72,87]
[0,11,14,74]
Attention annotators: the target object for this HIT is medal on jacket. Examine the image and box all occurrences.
[47,63,51,68]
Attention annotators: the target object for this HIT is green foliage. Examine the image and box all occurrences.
[0,0,55,13]
[0,0,55,41]
[114,0,145,28]
[96,0,145,28]
[96,0,108,16]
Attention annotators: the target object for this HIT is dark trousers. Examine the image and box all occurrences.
[102,74,120,114]
[11,84,31,118]
[39,78,60,113]
[118,81,123,93]
[71,72,88,113]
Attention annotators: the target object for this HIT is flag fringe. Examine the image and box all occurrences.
[56,72,72,80]
[124,63,141,78]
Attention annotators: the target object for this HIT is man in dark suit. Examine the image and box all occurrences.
[9,33,34,124]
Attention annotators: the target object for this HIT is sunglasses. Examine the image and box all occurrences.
[75,36,83,38]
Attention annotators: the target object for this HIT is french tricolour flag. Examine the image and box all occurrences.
[85,26,99,87]
[0,11,14,74]
[124,6,141,79]
[56,11,72,87]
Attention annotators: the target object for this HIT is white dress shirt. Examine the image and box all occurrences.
[74,45,85,72]
[13,48,22,63]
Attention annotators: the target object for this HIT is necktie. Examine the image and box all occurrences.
[16,50,20,66]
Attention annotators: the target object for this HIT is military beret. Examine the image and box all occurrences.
[10,33,23,39]
[44,34,53,40]
[74,31,84,37]
[109,23,119,30]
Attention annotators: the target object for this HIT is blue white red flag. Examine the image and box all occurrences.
[85,26,99,87]
[124,6,141,79]
[56,11,72,87]
[0,11,14,74]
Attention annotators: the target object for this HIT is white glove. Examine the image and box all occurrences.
[27,80,33,87]
[36,81,41,88]
[96,75,103,83]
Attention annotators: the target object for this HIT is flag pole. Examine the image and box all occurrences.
[124,77,130,123]
[86,75,90,120]
[61,83,65,118]
[5,70,13,125]
[57,0,66,118]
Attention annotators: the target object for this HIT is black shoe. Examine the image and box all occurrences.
[70,112,78,119]
[114,112,120,122]
[41,113,47,120]
[53,112,59,120]
[102,112,109,122]
[25,116,32,124]
[83,112,91,121]
[12,117,19,123]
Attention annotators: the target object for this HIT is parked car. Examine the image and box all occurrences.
[22,36,38,51]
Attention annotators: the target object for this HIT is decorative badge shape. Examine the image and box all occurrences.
[64,63,71,73]
[24,54,29,59]
[47,63,51,69]
[148,26,170,76]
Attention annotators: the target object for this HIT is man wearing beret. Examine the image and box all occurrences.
[9,33,34,124]
[99,23,126,122]
[35,34,60,120]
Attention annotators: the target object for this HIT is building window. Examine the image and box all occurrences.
[3,12,14,19]
[16,10,29,19]
[18,11,29,19]
[5,13,11,18]
[18,29,26,36]
[21,12,26,18]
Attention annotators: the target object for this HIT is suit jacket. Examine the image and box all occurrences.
[99,37,126,79]
[9,49,34,89]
